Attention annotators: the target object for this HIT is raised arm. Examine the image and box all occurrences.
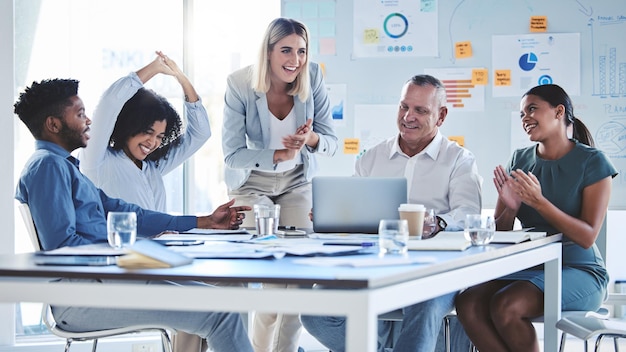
[151,51,200,103]
[147,52,211,175]
[80,52,172,174]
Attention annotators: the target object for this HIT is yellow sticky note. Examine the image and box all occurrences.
[344,138,359,154]
[530,16,547,32]
[455,41,472,59]
[319,63,326,77]
[494,70,511,86]
[448,136,465,147]
[472,69,488,85]
[363,29,379,44]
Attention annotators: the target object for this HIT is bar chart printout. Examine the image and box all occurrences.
[425,68,485,112]
[595,46,626,97]
[590,11,626,98]
[444,79,473,109]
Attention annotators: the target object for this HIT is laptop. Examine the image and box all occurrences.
[312,176,408,234]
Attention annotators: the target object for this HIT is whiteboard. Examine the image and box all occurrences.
[284,0,626,209]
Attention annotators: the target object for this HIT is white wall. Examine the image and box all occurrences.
[607,211,626,288]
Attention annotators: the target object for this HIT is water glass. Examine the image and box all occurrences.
[422,208,437,238]
[378,219,409,255]
[254,204,280,236]
[107,212,137,249]
[464,214,495,246]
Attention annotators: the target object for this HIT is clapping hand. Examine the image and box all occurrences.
[494,165,545,210]
[508,169,544,208]
[493,165,522,211]
[282,119,313,151]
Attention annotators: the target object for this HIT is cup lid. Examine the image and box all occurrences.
[398,203,426,211]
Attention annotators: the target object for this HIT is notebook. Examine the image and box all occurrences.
[312,176,407,234]
[407,232,472,251]
[117,239,194,269]
[491,231,547,244]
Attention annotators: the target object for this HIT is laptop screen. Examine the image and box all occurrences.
[312,176,408,234]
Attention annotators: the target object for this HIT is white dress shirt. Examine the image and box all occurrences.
[354,131,482,230]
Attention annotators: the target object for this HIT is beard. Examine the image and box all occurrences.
[58,120,87,150]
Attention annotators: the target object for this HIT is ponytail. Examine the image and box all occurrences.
[572,117,594,147]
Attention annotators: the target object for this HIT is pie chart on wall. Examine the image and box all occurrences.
[519,52,538,71]
[383,13,409,39]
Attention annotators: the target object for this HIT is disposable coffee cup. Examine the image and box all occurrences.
[398,204,426,239]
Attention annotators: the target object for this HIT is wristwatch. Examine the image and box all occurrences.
[436,216,447,233]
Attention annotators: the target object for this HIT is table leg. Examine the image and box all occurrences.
[543,247,562,352]
[345,307,378,352]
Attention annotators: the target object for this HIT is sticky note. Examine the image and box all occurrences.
[455,41,472,59]
[318,1,335,18]
[472,69,488,85]
[319,38,336,55]
[364,29,379,44]
[344,138,359,154]
[448,136,465,147]
[494,70,511,86]
[530,16,547,32]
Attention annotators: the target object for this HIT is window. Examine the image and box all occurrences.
[12,0,279,343]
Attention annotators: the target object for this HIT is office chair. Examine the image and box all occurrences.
[378,309,469,352]
[556,293,626,352]
[470,221,613,352]
[17,202,173,352]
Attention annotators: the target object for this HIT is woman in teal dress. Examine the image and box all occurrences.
[455,84,617,352]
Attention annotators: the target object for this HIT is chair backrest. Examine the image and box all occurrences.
[18,203,41,251]
[597,216,608,261]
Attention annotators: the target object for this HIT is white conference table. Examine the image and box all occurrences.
[0,235,562,352]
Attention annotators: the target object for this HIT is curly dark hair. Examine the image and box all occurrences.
[14,79,80,139]
[109,88,183,162]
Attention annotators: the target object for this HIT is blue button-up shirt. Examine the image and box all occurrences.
[15,141,196,250]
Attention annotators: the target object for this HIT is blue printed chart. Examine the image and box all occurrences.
[492,33,580,97]
[353,0,438,58]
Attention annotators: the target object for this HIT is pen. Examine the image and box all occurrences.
[323,242,376,247]
[162,240,204,246]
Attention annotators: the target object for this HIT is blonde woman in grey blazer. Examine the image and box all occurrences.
[222,18,337,352]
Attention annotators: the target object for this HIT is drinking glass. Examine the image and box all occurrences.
[422,208,437,238]
[378,219,409,255]
[464,214,495,246]
[107,212,137,249]
[253,204,280,236]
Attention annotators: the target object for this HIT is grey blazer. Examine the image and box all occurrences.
[222,62,338,191]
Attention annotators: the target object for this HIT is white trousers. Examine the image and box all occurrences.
[251,283,303,352]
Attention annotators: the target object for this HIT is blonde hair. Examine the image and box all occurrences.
[252,18,311,102]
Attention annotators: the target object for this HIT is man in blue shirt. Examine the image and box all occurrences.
[13,78,253,352]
